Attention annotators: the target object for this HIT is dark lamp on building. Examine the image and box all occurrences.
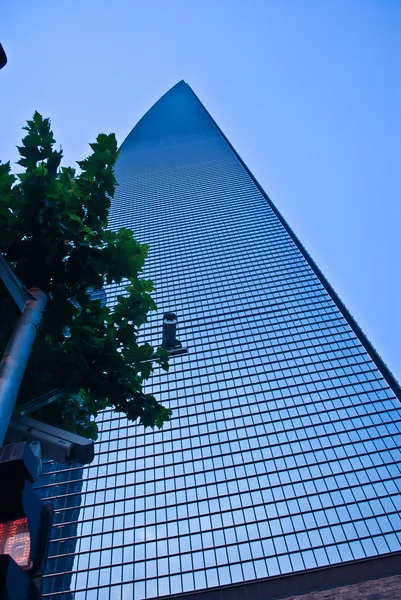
[160,312,188,357]
[162,312,179,350]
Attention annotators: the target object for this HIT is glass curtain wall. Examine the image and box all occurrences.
[36,81,401,600]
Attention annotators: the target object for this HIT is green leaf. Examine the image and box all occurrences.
[0,113,171,439]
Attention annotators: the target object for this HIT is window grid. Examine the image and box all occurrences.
[37,81,401,599]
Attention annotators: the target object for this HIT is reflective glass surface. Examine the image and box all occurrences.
[36,81,401,599]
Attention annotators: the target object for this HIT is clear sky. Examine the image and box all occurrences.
[1,1,400,381]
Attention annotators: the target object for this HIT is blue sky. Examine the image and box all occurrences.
[1,0,400,381]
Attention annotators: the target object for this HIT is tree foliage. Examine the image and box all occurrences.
[0,112,170,439]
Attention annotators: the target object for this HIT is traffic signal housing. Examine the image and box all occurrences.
[0,442,53,599]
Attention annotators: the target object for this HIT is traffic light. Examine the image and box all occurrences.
[0,442,53,600]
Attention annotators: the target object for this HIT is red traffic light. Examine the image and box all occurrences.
[0,517,31,570]
[0,442,54,599]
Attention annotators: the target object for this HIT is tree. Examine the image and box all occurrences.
[0,112,170,439]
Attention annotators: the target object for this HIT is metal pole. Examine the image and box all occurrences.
[0,288,47,444]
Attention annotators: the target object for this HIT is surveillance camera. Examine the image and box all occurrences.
[6,416,95,466]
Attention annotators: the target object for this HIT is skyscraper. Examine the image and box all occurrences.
[37,463,84,600]
[38,81,401,599]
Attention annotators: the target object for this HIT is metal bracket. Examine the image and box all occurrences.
[0,256,36,313]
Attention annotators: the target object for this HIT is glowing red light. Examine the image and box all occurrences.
[0,517,31,570]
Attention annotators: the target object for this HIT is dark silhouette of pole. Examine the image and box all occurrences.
[0,44,7,70]
[0,257,47,444]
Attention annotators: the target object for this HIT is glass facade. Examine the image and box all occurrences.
[36,80,401,599]
[38,463,84,599]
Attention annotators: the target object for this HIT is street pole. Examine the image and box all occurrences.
[0,287,46,445]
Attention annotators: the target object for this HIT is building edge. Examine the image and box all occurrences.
[117,80,187,153]
[184,81,401,405]
[156,550,401,599]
